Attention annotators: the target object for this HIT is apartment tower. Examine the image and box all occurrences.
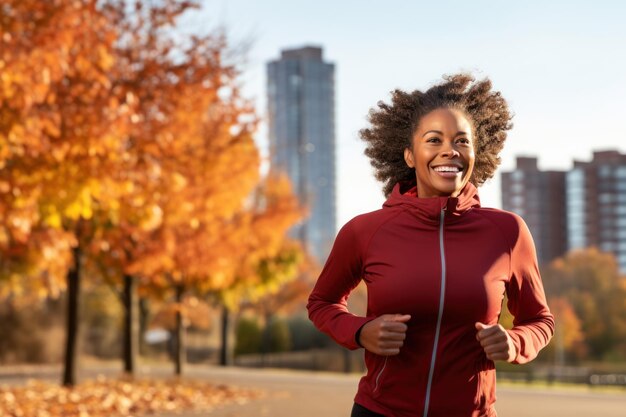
[501,156,568,266]
[502,151,626,272]
[267,46,336,263]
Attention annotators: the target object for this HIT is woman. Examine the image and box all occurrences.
[307,74,554,417]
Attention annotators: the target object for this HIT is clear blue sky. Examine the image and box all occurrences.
[190,0,626,229]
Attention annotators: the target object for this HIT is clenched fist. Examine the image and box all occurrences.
[475,322,517,362]
[358,314,411,356]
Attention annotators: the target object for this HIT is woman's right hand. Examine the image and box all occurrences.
[358,314,411,356]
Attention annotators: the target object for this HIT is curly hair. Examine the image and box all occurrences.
[360,74,513,197]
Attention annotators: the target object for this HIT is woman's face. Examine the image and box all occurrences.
[404,107,475,198]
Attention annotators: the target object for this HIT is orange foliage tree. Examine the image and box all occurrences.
[87,2,305,376]
[1,0,308,383]
[545,297,585,364]
[80,0,260,376]
[542,248,626,362]
[215,175,308,365]
[0,0,132,386]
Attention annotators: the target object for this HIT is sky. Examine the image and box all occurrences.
[187,0,626,230]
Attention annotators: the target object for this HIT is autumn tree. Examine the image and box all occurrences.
[1,0,307,382]
[543,297,585,364]
[0,0,134,386]
[542,248,626,362]
[139,173,305,371]
[117,52,261,375]
[213,174,306,366]
[83,0,259,376]
[1,0,267,382]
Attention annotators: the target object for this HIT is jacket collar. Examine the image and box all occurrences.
[383,181,481,223]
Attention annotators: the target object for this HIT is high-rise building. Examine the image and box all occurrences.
[267,46,336,263]
[566,150,626,272]
[501,151,626,272]
[501,157,567,266]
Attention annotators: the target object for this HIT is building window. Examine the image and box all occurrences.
[511,195,523,206]
[616,166,626,179]
[598,165,612,178]
[599,193,613,204]
[290,74,301,87]
[601,242,615,252]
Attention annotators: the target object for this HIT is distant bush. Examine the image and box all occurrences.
[234,317,262,356]
[0,299,65,364]
[268,317,292,353]
[287,314,333,351]
[0,283,127,364]
[80,284,123,359]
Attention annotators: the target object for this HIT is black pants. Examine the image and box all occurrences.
[351,403,386,417]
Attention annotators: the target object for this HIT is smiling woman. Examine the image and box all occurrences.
[404,108,475,198]
[307,74,555,417]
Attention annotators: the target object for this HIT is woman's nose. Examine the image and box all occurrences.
[440,143,460,158]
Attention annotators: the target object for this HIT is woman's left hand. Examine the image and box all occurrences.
[475,322,517,362]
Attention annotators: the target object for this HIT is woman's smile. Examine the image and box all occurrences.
[431,164,464,179]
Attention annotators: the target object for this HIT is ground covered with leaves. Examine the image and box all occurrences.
[0,376,262,416]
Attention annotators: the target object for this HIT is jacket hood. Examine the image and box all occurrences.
[383,181,481,223]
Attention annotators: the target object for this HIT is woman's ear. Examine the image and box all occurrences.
[404,148,415,168]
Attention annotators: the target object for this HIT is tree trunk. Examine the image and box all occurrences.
[62,246,81,387]
[219,305,232,366]
[123,274,138,375]
[174,284,186,375]
[138,297,149,356]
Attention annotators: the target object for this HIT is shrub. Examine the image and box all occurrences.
[234,317,262,356]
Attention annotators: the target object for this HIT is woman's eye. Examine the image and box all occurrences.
[426,137,440,143]
[456,138,470,144]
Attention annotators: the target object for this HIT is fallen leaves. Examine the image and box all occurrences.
[0,376,262,416]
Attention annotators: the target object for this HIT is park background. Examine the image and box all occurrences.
[1,0,625,416]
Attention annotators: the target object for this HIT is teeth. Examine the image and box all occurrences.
[434,166,461,172]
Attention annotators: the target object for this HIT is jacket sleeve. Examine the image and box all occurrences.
[505,215,555,364]
[307,219,373,350]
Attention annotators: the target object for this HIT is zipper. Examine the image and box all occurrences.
[373,357,388,392]
[422,207,447,417]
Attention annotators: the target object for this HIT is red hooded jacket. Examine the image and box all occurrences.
[307,182,554,417]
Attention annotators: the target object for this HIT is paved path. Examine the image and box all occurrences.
[1,364,625,416]
[176,366,626,417]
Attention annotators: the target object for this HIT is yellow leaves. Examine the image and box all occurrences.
[0,228,74,301]
[171,172,188,191]
[138,204,163,232]
[51,142,70,161]
[63,186,94,220]
[43,210,62,229]
[8,213,33,243]
[0,377,261,417]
